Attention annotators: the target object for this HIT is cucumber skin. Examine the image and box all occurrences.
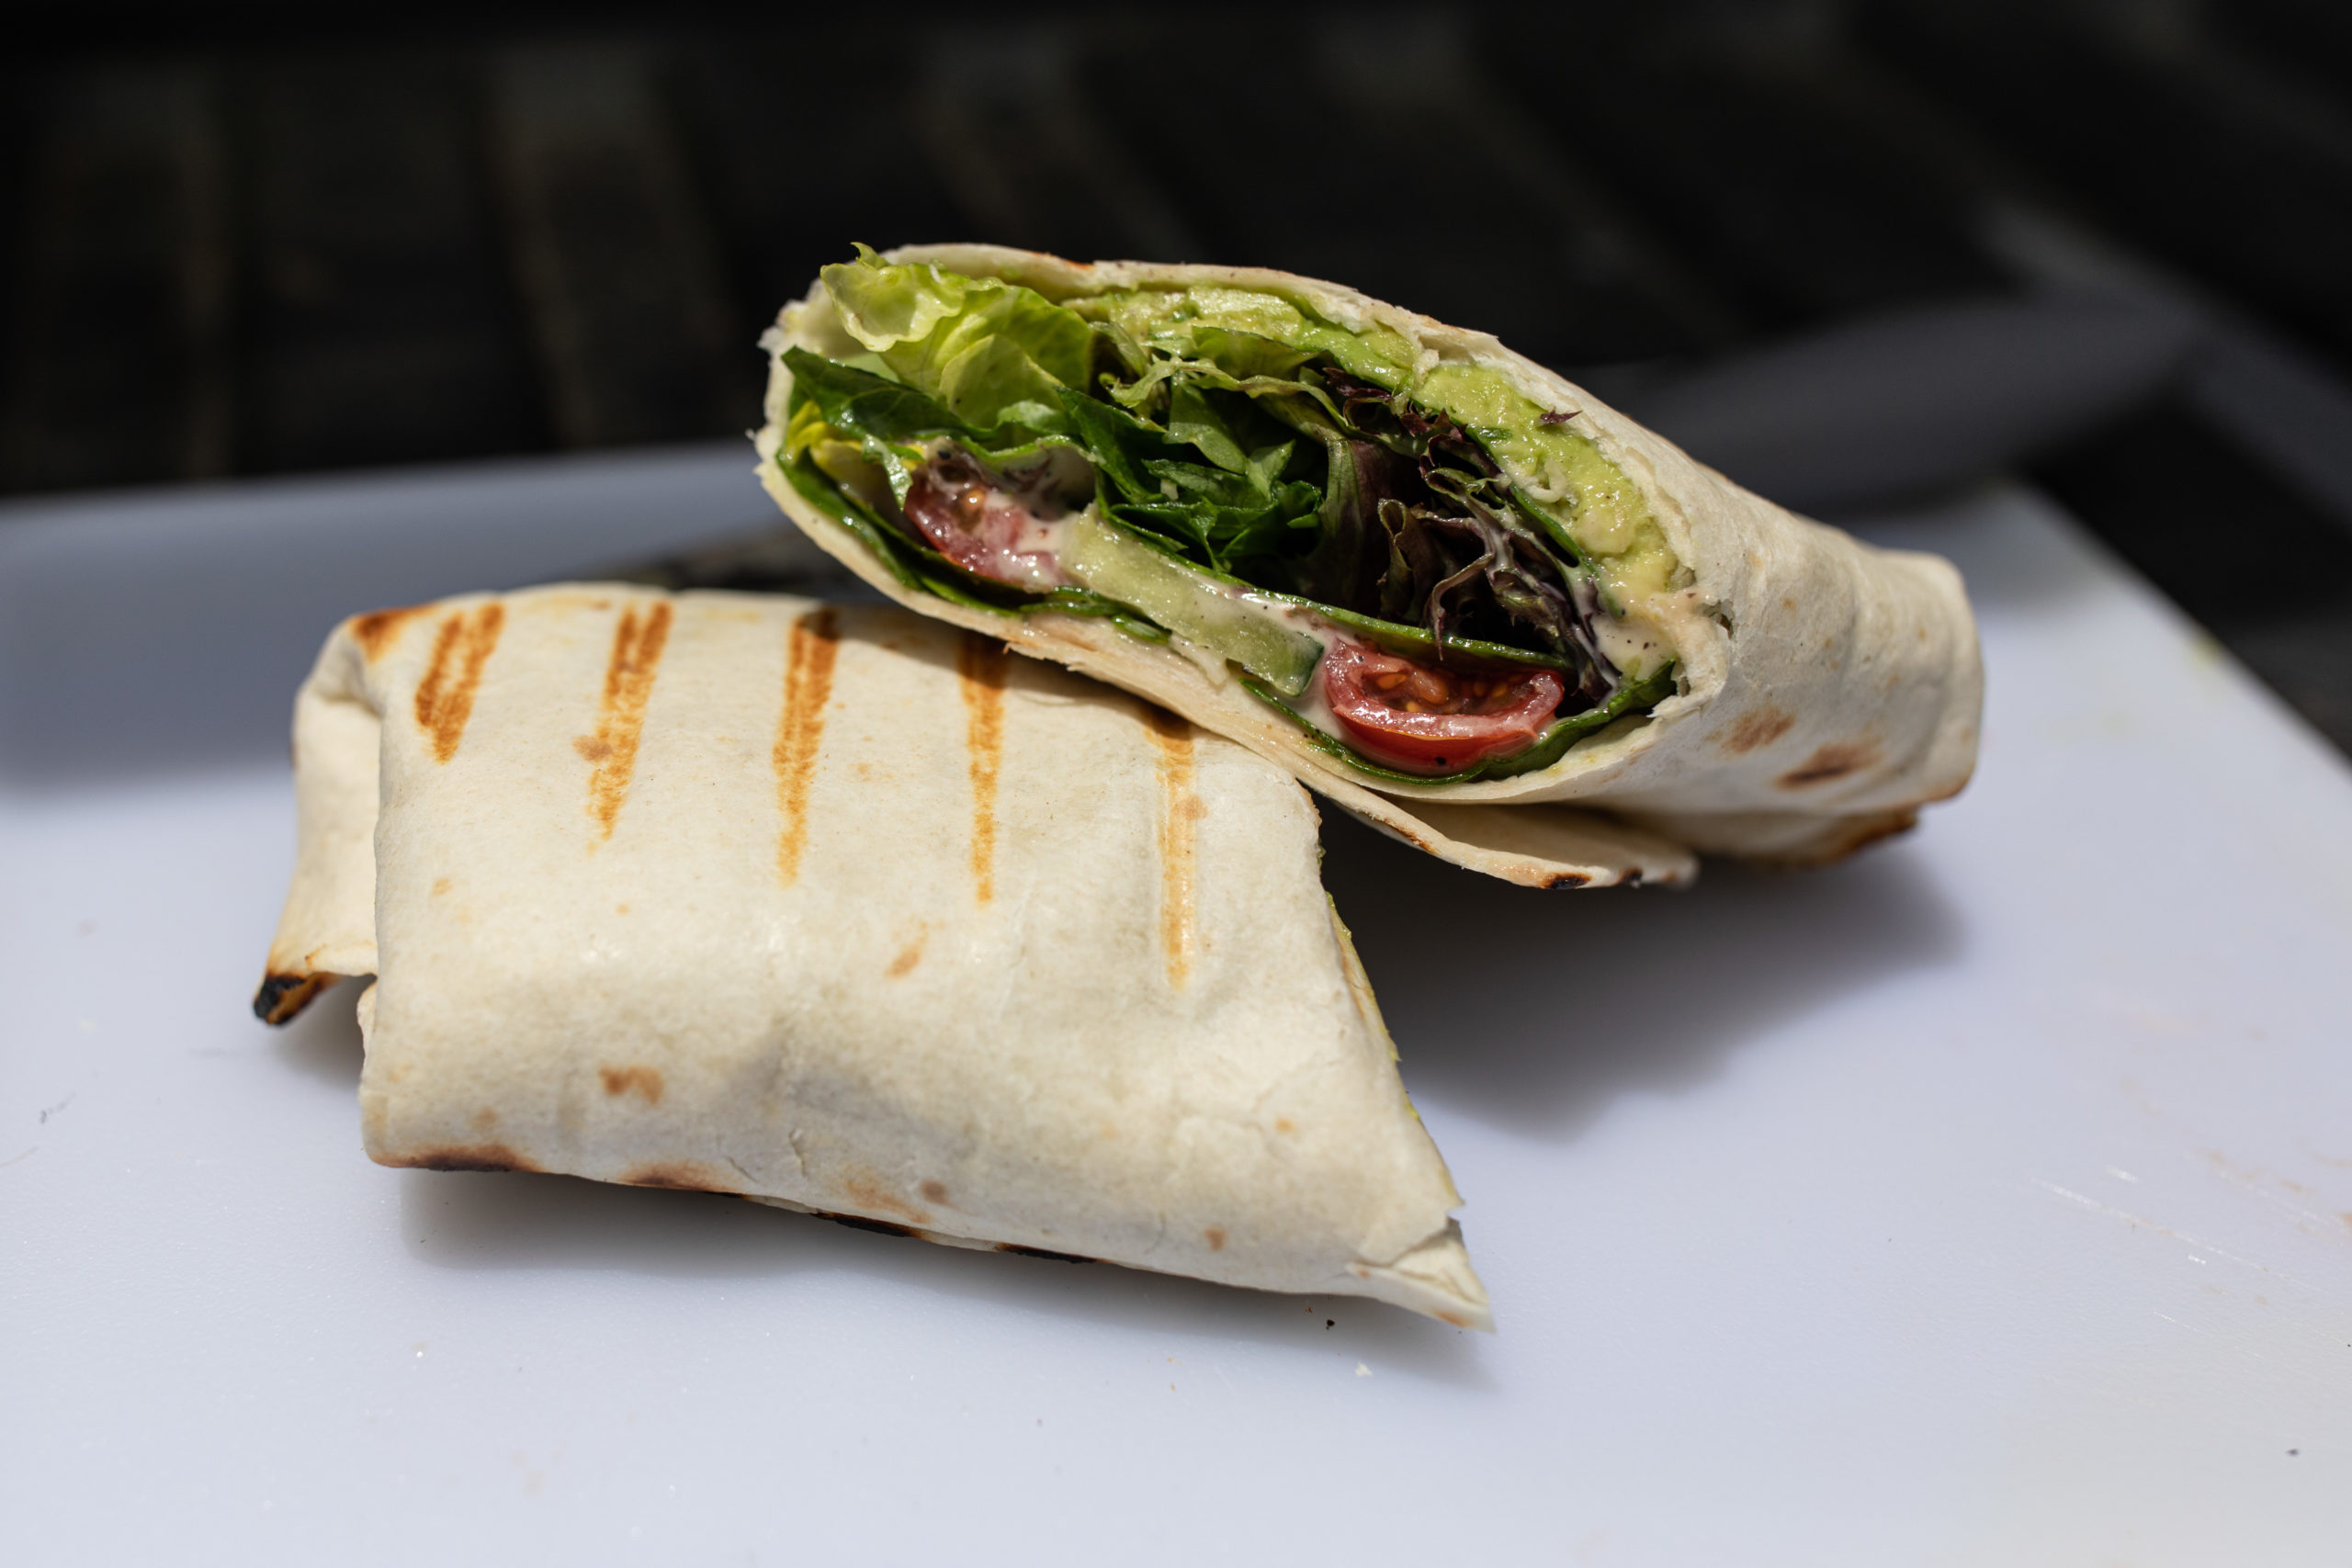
[1062,513,1324,697]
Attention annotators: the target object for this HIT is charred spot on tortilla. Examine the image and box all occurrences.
[597,1065,663,1105]
[1544,872,1590,889]
[383,1144,540,1173]
[823,1212,916,1239]
[996,1243,1092,1264]
[252,971,330,1025]
[623,1162,732,1191]
[350,604,427,660]
[842,1174,932,1226]
[920,1179,951,1205]
[1778,741,1881,789]
[886,930,927,976]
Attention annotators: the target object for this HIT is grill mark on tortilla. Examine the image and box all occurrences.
[598,1065,663,1105]
[350,604,426,660]
[1778,740,1881,788]
[1721,706,1795,754]
[576,601,673,839]
[956,633,1009,905]
[251,971,330,1025]
[773,607,842,886]
[1145,705,1200,988]
[412,604,504,762]
[380,1143,538,1173]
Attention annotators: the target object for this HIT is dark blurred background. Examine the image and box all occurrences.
[6,0,2350,751]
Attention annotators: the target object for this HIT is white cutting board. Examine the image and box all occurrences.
[3,460,2348,1566]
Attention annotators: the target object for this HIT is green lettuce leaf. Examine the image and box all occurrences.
[820,246,1092,433]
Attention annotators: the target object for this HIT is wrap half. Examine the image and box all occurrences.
[755,244,1983,886]
[254,585,1487,1325]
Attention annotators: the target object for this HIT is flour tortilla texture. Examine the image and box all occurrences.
[256,585,1488,1326]
[756,243,1983,887]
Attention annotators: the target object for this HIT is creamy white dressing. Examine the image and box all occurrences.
[1277,653,1351,747]
[1125,576,1350,743]
[1593,608,1669,678]
[910,438,1086,590]
[1012,513,1072,561]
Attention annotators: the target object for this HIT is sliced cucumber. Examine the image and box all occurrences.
[1061,512,1325,697]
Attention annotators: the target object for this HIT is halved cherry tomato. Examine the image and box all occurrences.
[901,453,1069,591]
[1321,637,1564,773]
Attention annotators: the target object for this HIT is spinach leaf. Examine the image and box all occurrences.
[784,346,1072,455]
[1057,386,1320,575]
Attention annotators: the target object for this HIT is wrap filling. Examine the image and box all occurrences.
[780,248,1686,781]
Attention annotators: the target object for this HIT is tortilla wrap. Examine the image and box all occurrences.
[755,244,1982,887]
[255,584,1488,1326]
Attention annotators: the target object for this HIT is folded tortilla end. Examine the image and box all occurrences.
[1349,1220,1494,1332]
[253,970,335,1025]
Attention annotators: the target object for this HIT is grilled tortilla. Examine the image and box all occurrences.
[255,585,1487,1326]
[755,244,1982,886]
